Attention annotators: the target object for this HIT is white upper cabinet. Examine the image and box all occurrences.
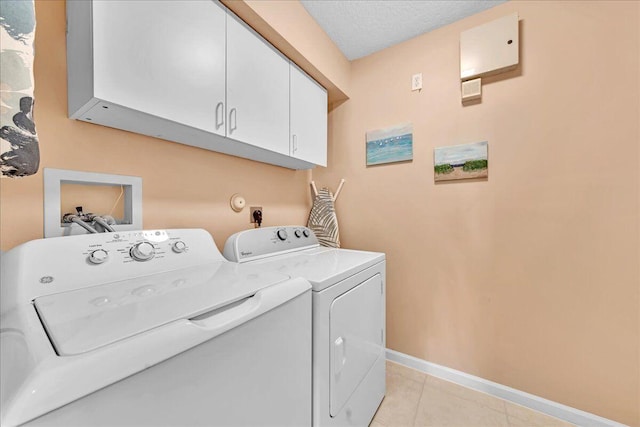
[91,0,226,135]
[226,13,290,155]
[290,64,328,167]
[67,0,325,169]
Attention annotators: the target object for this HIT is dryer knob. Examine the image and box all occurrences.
[294,229,302,238]
[302,229,310,238]
[276,229,288,241]
[88,249,109,264]
[130,242,155,261]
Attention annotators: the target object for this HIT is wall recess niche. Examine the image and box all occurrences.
[44,168,142,238]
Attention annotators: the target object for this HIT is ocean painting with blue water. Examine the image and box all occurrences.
[366,123,413,166]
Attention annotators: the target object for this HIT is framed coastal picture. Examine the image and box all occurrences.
[366,123,413,166]
[434,141,488,182]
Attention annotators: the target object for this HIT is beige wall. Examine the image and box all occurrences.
[1,0,638,425]
[312,1,639,425]
[0,0,313,252]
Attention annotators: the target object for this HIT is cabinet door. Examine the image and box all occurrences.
[92,0,226,136]
[290,65,328,167]
[226,13,290,155]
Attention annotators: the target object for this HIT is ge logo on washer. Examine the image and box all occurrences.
[39,276,54,284]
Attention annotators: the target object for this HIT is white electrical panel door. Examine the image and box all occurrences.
[226,14,290,156]
[92,1,226,136]
[460,13,519,80]
[329,274,385,417]
[290,65,328,167]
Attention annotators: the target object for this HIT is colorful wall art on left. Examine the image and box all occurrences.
[0,0,39,178]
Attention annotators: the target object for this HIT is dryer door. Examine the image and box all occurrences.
[329,273,384,417]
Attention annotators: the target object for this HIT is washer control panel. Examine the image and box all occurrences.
[4,229,225,298]
[223,226,319,263]
[80,230,189,266]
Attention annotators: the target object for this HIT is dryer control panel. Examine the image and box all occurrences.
[223,226,319,263]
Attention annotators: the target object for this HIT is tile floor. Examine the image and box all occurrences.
[371,361,575,427]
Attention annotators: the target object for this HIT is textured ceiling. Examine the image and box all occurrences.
[300,0,507,60]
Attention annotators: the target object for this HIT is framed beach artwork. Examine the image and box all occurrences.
[366,123,413,166]
[434,141,488,182]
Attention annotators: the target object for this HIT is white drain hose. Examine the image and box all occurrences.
[62,214,99,234]
[89,215,116,232]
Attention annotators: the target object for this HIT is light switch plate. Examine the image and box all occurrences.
[411,73,423,91]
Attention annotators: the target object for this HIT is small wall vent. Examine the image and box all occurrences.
[461,78,482,102]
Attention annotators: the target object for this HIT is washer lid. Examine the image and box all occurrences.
[33,262,291,356]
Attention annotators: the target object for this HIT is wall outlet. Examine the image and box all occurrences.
[411,73,423,91]
[250,206,262,223]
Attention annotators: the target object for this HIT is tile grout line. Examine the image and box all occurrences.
[422,373,511,416]
[411,372,427,427]
[387,349,619,427]
[428,373,569,425]
[387,361,575,427]
[388,361,428,384]
[423,369,576,425]
[423,375,573,427]
[503,397,513,427]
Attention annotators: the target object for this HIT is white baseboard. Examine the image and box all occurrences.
[386,349,628,427]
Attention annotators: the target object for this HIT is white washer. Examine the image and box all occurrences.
[0,229,312,426]
[224,226,386,426]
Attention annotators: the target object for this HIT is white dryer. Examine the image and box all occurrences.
[224,226,386,426]
[0,229,312,426]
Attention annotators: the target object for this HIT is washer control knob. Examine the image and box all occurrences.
[294,229,302,238]
[172,241,187,253]
[303,229,310,238]
[276,229,288,241]
[130,242,155,261]
[88,249,109,264]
